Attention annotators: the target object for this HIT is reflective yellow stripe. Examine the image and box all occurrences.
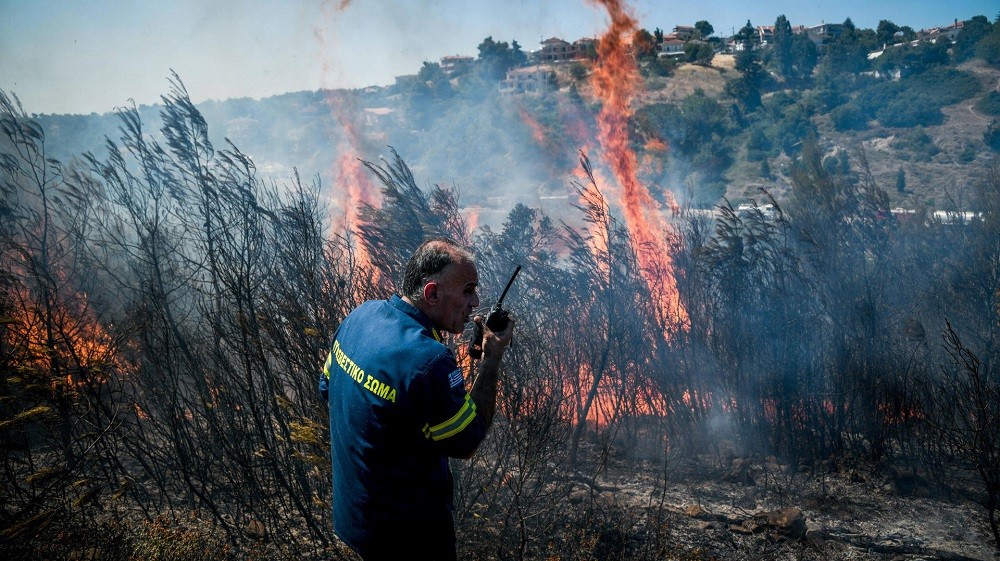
[323,350,333,379]
[422,394,477,441]
[431,328,442,342]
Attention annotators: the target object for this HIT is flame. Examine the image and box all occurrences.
[316,3,387,289]
[518,106,548,147]
[644,137,668,153]
[587,0,687,329]
[571,364,673,428]
[463,206,482,233]
[327,97,389,291]
[642,138,668,177]
[878,400,925,424]
[6,271,131,390]
[332,114,379,229]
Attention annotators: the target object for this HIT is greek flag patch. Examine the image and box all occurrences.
[448,369,464,389]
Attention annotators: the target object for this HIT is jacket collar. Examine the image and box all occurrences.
[389,294,443,342]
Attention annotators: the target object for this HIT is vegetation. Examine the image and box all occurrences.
[987,119,1000,151]
[4,10,1000,560]
[856,67,981,127]
[978,90,1000,116]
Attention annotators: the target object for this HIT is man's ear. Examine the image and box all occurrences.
[422,281,439,304]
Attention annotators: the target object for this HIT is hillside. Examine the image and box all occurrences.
[620,55,1000,212]
[26,24,1000,228]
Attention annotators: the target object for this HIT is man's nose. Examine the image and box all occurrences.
[472,292,480,308]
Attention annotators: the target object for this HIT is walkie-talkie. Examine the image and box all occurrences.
[469,265,521,360]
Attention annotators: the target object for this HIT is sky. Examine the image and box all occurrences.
[1,0,997,115]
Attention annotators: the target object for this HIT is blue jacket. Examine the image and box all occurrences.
[320,295,487,558]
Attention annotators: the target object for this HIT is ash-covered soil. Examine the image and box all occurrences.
[572,454,998,560]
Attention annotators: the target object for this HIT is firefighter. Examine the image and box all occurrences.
[320,237,514,561]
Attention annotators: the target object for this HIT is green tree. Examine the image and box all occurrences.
[415,62,453,99]
[831,103,867,131]
[876,19,900,47]
[770,14,818,83]
[650,55,678,77]
[858,67,981,127]
[632,90,734,157]
[632,28,658,61]
[477,36,527,80]
[695,20,714,39]
[986,118,1000,151]
[874,38,950,77]
[976,22,1000,66]
[684,41,715,65]
[728,20,765,109]
[977,90,1000,116]
[407,61,453,128]
[896,166,906,193]
[654,27,664,44]
[771,15,796,76]
[770,99,817,155]
[818,17,873,78]
[734,19,759,47]
[954,15,993,62]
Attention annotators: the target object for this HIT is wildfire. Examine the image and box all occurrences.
[317,3,387,289]
[571,364,672,428]
[463,206,482,234]
[6,278,131,390]
[333,112,379,228]
[518,106,549,148]
[588,0,688,329]
[641,138,668,176]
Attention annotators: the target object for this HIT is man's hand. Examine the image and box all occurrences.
[475,314,514,361]
[465,314,515,455]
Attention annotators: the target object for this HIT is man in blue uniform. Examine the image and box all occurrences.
[320,238,514,561]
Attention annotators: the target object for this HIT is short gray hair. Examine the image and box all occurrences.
[400,238,473,301]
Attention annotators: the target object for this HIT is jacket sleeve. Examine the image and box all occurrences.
[419,350,487,458]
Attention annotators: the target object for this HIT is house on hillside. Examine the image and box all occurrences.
[537,37,572,62]
[363,107,393,141]
[499,65,554,96]
[757,25,775,44]
[673,25,697,41]
[805,22,844,47]
[440,55,474,75]
[921,19,964,42]
[393,74,418,89]
[536,37,595,62]
[658,38,685,56]
[573,37,597,56]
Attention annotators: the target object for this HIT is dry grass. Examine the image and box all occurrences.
[641,58,731,105]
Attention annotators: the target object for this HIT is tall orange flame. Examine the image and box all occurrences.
[588,0,687,329]
[328,97,388,292]
[331,102,380,231]
[317,3,386,289]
